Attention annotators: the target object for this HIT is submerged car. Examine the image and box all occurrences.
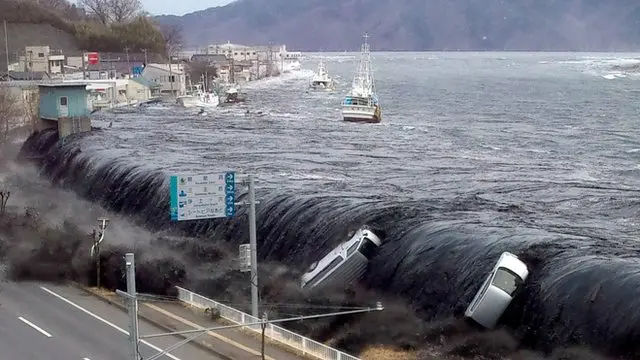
[300,226,383,291]
[464,251,529,329]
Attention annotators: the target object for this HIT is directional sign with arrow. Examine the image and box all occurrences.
[169,171,236,221]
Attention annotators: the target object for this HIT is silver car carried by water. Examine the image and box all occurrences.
[300,226,383,291]
[464,251,529,329]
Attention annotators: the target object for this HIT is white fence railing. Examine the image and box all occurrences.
[176,286,360,360]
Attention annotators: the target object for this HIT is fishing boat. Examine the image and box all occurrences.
[309,58,335,91]
[177,84,219,108]
[341,33,381,123]
[219,88,247,107]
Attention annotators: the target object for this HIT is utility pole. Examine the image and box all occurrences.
[260,312,267,360]
[81,50,86,80]
[125,253,140,360]
[141,48,148,65]
[124,46,130,75]
[248,174,259,318]
[266,45,272,77]
[169,54,175,95]
[3,20,9,72]
[91,218,109,288]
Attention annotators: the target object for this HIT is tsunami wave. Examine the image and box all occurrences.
[17,128,640,359]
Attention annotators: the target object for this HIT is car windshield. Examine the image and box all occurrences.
[491,267,523,296]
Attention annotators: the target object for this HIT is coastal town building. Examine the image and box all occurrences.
[141,63,186,96]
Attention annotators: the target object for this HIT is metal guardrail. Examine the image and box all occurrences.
[175,286,360,360]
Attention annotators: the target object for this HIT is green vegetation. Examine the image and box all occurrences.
[0,0,168,54]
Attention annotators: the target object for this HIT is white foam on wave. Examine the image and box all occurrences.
[242,69,315,90]
[542,55,640,79]
[601,72,628,80]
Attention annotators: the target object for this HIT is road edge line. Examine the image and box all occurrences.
[69,282,234,360]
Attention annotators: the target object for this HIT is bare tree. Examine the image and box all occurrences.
[159,23,184,56]
[39,0,71,12]
[110,0,143,23]
[0,88,21,145]
[78,0,142,24]
[22,88,39,133]
[78,0,111,24]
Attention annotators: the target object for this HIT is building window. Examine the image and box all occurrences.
[169,75,176,82]
[38,52,45,57]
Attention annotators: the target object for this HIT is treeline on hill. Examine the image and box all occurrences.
[0,0,170,55]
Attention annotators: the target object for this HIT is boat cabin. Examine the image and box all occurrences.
[343,96,378,106]
[222,88,246,104]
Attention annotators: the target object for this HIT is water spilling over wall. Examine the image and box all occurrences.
[17,129,640,359]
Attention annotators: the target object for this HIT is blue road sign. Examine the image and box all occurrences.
[169,171,236,221]
[224,171,236,218]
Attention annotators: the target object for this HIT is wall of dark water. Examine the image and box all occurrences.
[18,129,640,358]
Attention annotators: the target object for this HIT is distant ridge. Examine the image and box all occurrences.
[154,0,640,51]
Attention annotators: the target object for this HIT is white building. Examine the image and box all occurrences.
[141,63,186,96]
[127,77,161,102]
[16,46,66,74]
[205,41,302,73]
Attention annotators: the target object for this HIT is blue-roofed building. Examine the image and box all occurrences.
[38,83,91,138]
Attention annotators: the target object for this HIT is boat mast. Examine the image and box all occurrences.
[352,33,373,96]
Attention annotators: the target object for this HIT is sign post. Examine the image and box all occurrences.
[247,174,259,319]
[169,171,260,318]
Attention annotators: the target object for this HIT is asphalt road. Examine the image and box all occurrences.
[0,281,224,360]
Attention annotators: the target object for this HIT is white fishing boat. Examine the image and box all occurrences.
[309,58,335,91]
[177,84,219,109]
[341,33,381,124]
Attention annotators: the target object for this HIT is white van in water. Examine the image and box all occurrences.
[300,226,383,291]
[464,251,529,329]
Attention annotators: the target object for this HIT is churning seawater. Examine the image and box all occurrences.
[21,52,640,357]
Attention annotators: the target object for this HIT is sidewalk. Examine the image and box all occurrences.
[84,287,306,360]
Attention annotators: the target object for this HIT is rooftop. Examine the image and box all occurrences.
[1,71,50,81]
[144,63,185,74]
[39,82,88,88]
[132,76,162,88]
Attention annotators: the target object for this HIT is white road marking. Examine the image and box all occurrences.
[83,358,91,360]
[40,286,182,360]
[18,316,52,338]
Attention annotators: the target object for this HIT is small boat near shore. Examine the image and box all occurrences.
[177,84,219,109]
[309,58,335,91]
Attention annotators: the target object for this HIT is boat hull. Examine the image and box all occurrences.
[342,105,381,123]
[178,95,219,109]
[310,84,334,91]
[177,96,199,108]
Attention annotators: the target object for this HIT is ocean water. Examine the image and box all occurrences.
[20,52,640,357]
